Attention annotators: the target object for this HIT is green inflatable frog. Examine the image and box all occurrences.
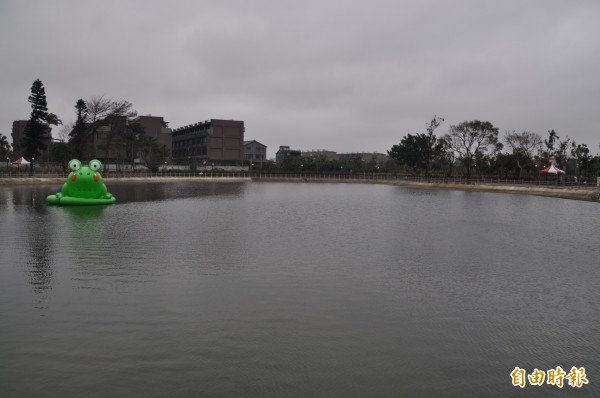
[47,159,116,205]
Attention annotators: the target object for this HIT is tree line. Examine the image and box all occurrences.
[2,81,599,179]
[271,116,599,179]
[388,116,600,181]
[1,79,169,172]
[270,154,386,173]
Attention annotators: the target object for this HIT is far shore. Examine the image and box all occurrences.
[1,176,598,202]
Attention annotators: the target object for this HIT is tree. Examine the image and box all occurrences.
[23,80,46,161]
[99,100,137,163]
[540,129,558,164]
[426,115,444,135]
[570,142,592,179]
[57,123,72,142]
[444,120,499,179]
[388,133,439,175]
[22,79,61,171]
[86,96,113,152]
[118,120,145,170]
[0,133,13,165]
[504,130,542,179]
[68,98,89,158]
[51,142,74,171]
[84,95,115,159]
[46,113,62,127]
[388,115,444,176]
[138,136,169,172]
[436,136,455,177]
[75,96,138,162]
[540,129,570,167]
[489,152,519,178]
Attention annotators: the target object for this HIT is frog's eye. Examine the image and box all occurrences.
[89,159,102,172]
[68,159,82,172]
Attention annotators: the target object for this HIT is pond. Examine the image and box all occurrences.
[0,181,598,397]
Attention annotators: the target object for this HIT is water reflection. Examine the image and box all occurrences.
[107,180,247,203]
[61,206,109,266]
[62,205,107,220]
[0,184,60,214]
[24,204,57,295]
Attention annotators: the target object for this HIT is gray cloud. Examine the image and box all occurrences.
[2,0,599,158]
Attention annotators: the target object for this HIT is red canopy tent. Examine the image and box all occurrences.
[538,164,565,174]
[11,157,30,165]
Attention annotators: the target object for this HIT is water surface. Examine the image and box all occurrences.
[1,182,598,397]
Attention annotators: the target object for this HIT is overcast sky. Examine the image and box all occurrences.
[1,0,599,159]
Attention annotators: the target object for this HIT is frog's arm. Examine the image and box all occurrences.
[100,184,113,199]
[57,182,69,198]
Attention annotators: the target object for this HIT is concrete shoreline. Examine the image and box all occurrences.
[252,177,600,201]
[382,179,600,201]
[0,177,252,185]
[1,176,598,202]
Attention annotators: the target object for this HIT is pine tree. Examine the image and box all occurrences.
[22,79,49,163]
[22,79,61,171]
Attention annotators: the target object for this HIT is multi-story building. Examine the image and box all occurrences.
[11,120,53,162]
[136,116,172,152]
[301,149,338,162]
[275,145,301,164]
[338,152,389,166]
[243,140,267,167]
[11,120,28,158]
[171,119,244,166]
[88,116,127,162]
[84,115,171,166]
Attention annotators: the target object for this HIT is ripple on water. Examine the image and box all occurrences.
[0,182,598,397]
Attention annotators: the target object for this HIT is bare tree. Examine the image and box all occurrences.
[101,100,137,164]
[504,130,542,179]
[85,96,137,162]
[58,122,73,142]
[85,95,113,158]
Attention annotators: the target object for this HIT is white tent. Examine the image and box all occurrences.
[11,157,30,165]
[538,164,565,174]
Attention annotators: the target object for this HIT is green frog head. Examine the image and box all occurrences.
[63,159,109,199]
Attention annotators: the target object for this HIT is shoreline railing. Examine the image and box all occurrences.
[1,170,598,190]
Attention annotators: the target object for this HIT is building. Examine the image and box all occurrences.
[81,115,171,166]
[337,152,389,166]
[171,119,244,166]
[301,149,337,162]
[275,145,301,165]
[87,116,129,164]
[11,120,28,158]
[11,120,53,163]
[137,116,172,151]
[243,140,267,167]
